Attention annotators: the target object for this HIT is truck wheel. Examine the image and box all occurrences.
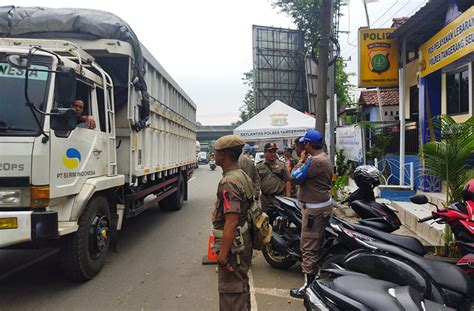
[60,195,112,282]
[161,177,184,211]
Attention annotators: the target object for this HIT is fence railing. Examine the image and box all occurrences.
[374,157,415,190]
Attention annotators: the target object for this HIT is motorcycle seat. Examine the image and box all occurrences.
[350,221,426,256]
[325,276,410,310]
[370,241,471,295]
[275,196,302,209]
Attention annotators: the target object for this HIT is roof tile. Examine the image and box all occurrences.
[358,88,399,106]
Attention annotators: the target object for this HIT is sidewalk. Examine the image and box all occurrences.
[340,181,444,246]
[389,200,444,246]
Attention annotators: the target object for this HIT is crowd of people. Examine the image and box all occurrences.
[211,130,333,310]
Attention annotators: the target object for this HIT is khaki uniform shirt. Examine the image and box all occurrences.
[296,151,333,203]
[256,159,290,195]
[238,154,261,198]
[212,168,253,230]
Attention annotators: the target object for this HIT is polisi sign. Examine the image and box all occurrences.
[358,28,399,88]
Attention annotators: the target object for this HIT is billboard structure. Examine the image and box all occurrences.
[252,25,306,112]
[358,28,399,88]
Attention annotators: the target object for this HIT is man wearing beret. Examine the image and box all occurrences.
[212,135,254,311]
[256,142,291,211]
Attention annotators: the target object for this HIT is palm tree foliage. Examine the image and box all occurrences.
[421,115,474,205]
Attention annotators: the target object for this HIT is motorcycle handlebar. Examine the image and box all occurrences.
[417,215,437,223]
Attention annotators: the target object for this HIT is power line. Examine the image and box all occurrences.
[341,0,426,58]
[371,0,399,26]
[372,0,411,28]
[341,0,401,52]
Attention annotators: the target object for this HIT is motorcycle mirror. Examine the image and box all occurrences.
[410,195,428,205]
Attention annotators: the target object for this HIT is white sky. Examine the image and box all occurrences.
[12,0,428,125]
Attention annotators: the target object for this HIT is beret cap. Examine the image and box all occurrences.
[214,135,245,150]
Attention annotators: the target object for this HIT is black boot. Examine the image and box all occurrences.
[290,273,316,299]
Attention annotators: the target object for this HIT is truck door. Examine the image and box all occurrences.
[50,80,107,199]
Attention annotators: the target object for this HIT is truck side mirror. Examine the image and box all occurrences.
[55,66,76,108]
[50,108,77,132]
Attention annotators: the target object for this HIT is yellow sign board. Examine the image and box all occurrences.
[358,28,399,88]
[419,7,474,78]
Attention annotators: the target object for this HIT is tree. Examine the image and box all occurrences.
[271,0,353,108]
[233,71,256,126]
[335,58,354,109]
[421,115,474,205]
[421,115,474,252]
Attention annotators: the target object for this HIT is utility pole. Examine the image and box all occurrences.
[362,0,371,27]
[314,0,333,136]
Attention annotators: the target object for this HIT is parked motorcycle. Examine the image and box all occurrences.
[326,219,473,309]
[304,267,455,311]
[209,159,216,171]
[411,193,474,257]
[262,165,403,269]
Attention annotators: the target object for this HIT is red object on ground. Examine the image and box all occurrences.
[202,234,218,265]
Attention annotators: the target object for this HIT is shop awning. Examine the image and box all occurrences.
[390,0,472,51]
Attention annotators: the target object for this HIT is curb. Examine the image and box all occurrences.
[390,201,444,246]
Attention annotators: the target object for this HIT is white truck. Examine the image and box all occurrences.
[0,7,196,281]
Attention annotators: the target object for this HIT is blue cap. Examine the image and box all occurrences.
[304,130,323,144]
[297,136,305,143]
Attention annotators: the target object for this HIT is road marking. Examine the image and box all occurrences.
[189,177,196,182]
[248,269,258,310]
[254,287,300,301]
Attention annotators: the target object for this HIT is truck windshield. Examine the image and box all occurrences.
[0,57,50,136]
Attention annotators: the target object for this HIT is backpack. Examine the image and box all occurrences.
[226,170,272,250]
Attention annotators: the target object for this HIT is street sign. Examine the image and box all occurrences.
[358,28,399,88]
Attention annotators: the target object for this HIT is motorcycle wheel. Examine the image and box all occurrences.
[262,243,297,269]
[262,209,297,269]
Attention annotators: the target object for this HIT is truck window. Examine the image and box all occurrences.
[0,56,50,136]
[74,80,94,130]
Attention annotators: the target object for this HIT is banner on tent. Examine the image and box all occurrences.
[336,125,363,162]
[236,128,309,139]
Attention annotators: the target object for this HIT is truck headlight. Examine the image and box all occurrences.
[0,190,21,206]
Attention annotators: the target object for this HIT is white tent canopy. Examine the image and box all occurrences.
[234,100,315,141]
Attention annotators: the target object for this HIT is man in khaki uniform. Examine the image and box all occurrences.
[212,135,254,311]
[256,142,291,211]
[290,130,333,299]
[239,153,261,199]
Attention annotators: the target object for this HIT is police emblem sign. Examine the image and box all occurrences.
[358,28,399,88]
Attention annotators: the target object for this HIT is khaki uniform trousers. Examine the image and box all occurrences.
[300,205,333,274]
[260,193,280,212]
[218,231,253,311]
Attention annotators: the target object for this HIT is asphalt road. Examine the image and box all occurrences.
[0,166,305,311]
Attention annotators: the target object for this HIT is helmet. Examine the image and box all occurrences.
[304,130,323,145]
[462,179,474,201]
[353,165,381,188]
